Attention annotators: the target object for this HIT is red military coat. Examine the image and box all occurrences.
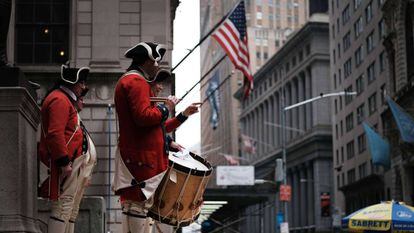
[114,70,185,202]
[38,89,84,200]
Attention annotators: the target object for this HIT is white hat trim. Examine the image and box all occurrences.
[61,65,90,84]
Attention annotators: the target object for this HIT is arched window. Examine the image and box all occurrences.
[15,0,69,64]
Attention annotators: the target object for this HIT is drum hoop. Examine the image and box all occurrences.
[168,152,212,177]
[146,211,200,227]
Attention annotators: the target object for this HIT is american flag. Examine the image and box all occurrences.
[212,1,253,98]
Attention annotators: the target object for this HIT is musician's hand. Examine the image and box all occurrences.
[165,95,179,111]
[183,102,201,117]
[170,141,184,152]
[61,163,72,179]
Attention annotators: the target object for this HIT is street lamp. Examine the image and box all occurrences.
[280,91,357,229]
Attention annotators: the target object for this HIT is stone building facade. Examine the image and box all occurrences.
[6,0,179,231]
[236,16,332,233]
[382,0,414,205]
[329,0,391,216]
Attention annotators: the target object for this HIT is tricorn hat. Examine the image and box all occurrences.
[154,69,172,82]
[61,64,90,85]
[124,42,167,63]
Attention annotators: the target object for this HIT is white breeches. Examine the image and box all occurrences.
[121,198,155,233]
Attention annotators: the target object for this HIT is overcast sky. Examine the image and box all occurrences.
[173,0,201,151]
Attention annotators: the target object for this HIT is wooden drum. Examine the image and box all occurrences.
[147,152,212,227]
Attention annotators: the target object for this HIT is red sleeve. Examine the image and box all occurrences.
[44,96,70,162]
[165,117,182,133]
[126,76,168,127]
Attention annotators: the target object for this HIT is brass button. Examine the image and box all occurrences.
[138,162,142,166]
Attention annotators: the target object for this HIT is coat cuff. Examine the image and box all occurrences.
[55,155,70,167]
[157,104,169,121]
[176,112,188,123]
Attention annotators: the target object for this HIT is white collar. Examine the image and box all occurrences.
[60,85,77,101]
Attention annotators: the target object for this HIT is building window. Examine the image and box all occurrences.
[347,141,355,159]
[356,75,364,95]
[285,62,290,73]
[337,175,340,189]
[358,162,367,179]
[333,49,336,64]
[335,99,338,114]
[343,31,351,52]
[358,133,366,153]
[264,52,268,60]
[378,0,385,7]
[345,85,353,105]
[379,51,386,73]
[344,58,352,78]
[335,124,339,139]
[341,146,344,162]
[15,0,69,64]
[367,61,376,83]
[348,168,356,184]
[365,1,373,24]
[354,0,362,10]
[337,18,340,34]
[299,50,303,62]
[332,25,336,38]
[379,18,386,38]
[256,51,261,59]
[340,120,344,136]
[354,17,363,39]
[355,46,364,67]
[357,103,365,124]
[346,112,354,132]
[337,43,341,58]
[306,44,311,55]
[342,4,350,25]
[292,56,296,66]
[380,84,386,105]
[368,92,377,115]
[342,172,345,186]
[366,31,375,53]
[275,40,280,47]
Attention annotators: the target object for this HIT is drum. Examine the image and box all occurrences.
[147,152,212,227]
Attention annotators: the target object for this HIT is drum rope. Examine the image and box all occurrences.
[174,169,192,227]
[157,161,175,223]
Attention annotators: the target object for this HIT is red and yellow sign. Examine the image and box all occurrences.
[279,185,291,202]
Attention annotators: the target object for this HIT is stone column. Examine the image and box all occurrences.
[300,167,307,228]
[292,168,299,228]
[263,101,268,153]
[269,96,274,148]
[0,70,41,232]
[307,161,315,226]
[298,73,305,134]
[91,0,120,68]
[305,68,313,130]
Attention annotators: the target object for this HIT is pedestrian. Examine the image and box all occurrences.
[38,64,96,233]
[112,42,198,233]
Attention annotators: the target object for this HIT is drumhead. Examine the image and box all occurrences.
[169,153,209,171]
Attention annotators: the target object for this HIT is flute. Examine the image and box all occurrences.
[150,97,183,102]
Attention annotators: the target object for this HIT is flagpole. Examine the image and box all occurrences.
[171,0,241,72]
[177,54,226,104]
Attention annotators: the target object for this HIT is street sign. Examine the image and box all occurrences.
[216,166,255,185]
[280,222,289,233]
[279,184,291,201]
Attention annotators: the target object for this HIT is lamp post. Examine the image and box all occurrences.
[280,90,357,229]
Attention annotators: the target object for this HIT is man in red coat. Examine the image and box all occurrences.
[38,64,93,232]
[113,42,198,233]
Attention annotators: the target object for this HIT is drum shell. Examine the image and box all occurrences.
[148,154,211,227]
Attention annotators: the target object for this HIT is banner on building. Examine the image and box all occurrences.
[216,166,254,186]
[386,96,414,143]
[279,185,291,202]
[206,71,220,130]
[241,133,257,154]
[363,123,391,169]
[320,192,331,217]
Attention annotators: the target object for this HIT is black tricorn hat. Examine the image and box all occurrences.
[61,64,90,85]
[154,69,172,82]
[124,42,167,62]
